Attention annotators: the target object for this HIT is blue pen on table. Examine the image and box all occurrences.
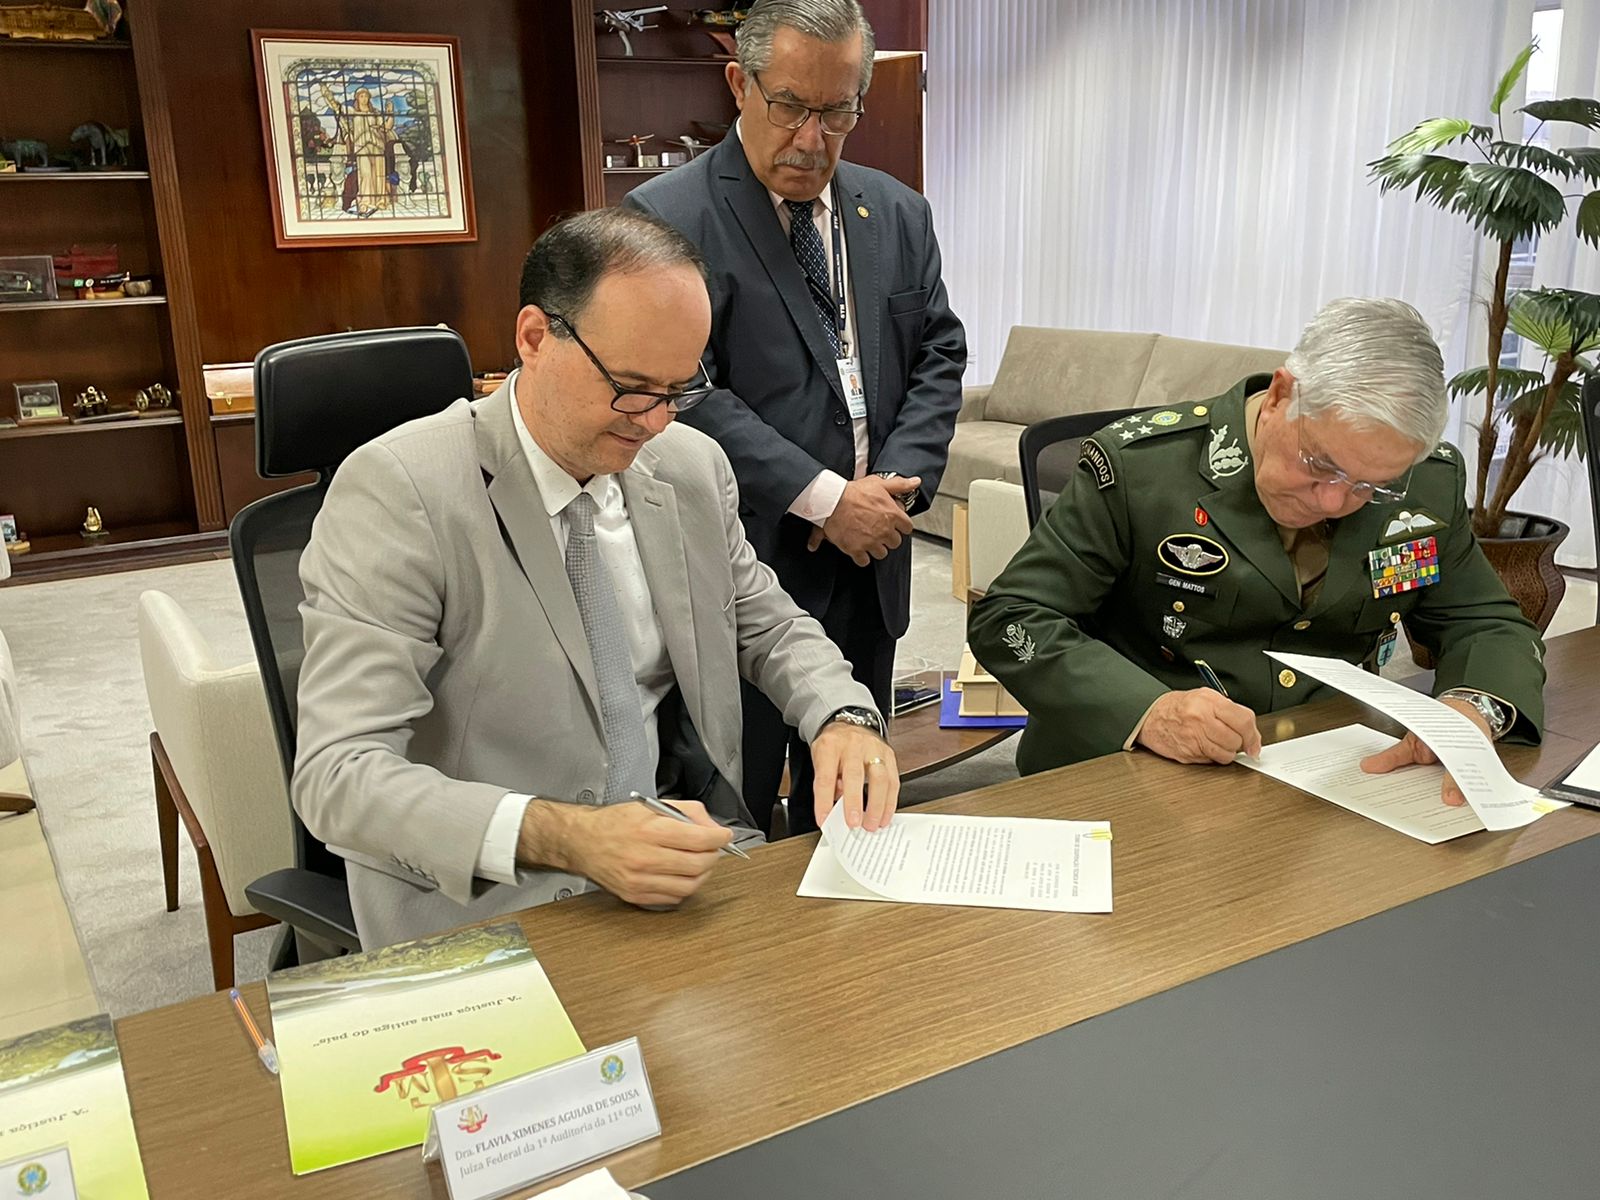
[1194,658,1230,698]
[228,987,279,1076]
[628,791,751,859]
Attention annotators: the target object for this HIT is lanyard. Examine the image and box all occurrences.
[827,180,849,356]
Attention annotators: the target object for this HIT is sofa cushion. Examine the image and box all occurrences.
[1137,334,1286,409]
[984,328,1159,427]
[936,420,1026,501]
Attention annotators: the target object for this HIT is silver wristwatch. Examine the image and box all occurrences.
[828,706,887,738]
[1439,688,1511,740]
[874,471,918,512]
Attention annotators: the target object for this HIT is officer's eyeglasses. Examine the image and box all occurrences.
[751,72,864,136]
[1297,419,1413,503]
[546,313,713,415]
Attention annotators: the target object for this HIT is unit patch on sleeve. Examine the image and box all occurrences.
[1079,436,1115,490]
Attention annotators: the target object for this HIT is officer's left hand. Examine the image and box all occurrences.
[810,723,899,833]
[1358,698,1492,807]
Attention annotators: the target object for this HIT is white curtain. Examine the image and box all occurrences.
[1509,1,1600,567]
[926,0,1517,387]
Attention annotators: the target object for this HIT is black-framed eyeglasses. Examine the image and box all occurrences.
[751,71,863,136]
[547,312,713,415]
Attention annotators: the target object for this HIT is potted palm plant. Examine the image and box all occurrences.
[1369,42,1600,637]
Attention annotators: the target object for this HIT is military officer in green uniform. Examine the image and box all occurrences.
[969,297,1544,805]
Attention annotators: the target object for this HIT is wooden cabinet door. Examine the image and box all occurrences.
[846,51,923,194]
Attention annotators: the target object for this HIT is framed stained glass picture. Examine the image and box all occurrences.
[252,31,476,248]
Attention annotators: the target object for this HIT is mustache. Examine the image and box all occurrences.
[774,148,829,170]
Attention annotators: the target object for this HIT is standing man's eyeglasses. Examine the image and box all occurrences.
[546,312,714,415]
[751,72,864,136]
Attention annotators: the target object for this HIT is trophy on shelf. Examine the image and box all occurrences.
[81,506,107,539]
[595,6,667,57]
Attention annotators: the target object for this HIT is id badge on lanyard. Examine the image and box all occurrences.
[823,183,867,421]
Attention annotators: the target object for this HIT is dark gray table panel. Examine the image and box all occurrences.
[649,835,1600,1200]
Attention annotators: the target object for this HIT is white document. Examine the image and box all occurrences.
[535,1168,635,1199]
[1557,741,1600,794]
[798,801,1112,912]
[1266,652,1554,830]
[1241,725,1488,843]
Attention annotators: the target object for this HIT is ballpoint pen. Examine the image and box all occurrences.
[628,791,751,859]
[1194,658,1230,698]
[229,987,280,1076]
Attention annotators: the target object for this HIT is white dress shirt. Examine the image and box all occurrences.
[476,377,675,883]
[735,119,869,524]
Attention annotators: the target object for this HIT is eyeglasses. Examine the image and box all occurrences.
[1297,419,1413,503]
[546,313,713,415]
[751,72,863,136]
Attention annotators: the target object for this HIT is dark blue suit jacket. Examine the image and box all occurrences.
[625,135,965,638]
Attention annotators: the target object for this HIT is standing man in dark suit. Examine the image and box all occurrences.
[626,0,966,835]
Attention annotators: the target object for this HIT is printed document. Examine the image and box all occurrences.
[798,801,1112,912]
[1266,652,1556,830]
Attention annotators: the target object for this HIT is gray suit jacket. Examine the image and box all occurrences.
[293,383,875,948]
[625,136,966,638]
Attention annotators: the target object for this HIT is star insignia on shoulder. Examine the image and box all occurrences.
[1134,424,1152,435]
[1119,429,1136,441]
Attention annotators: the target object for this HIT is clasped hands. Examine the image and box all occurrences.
[806,474,921,566]
[519,722,897,909]
[1135,689,1492,807]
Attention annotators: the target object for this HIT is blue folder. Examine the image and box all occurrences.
[938,676,1027,729]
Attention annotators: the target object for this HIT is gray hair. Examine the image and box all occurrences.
[519,207,707,323]
[1283,297,1448,457]
[736,0,876,97]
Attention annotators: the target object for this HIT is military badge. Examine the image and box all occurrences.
[1150,410,1182,426]
[1079,436,1115,489]
[1207,426,1248,478]
[1368,535,1440,599]
[1194,506,1209,526]
[1376,628,1398,668]
[1380,509,1444,542]
[1162,613,1187,639]
[1157,534,1229,576]
[1002,622,1036,663]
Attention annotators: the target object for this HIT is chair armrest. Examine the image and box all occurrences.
[245,868,361,952]
[956,384,992,423]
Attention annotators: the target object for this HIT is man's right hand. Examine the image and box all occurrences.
[519,799,731,909]
[1135,689,1263,764]
[812,475,919,566]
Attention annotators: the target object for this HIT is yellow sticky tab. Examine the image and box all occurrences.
[1534,800,1556,815]
[1087,827,1113,841]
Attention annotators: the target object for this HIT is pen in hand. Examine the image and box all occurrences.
[1194,658,1230,698]
[628,791,751,859]
[228,987,279,1076]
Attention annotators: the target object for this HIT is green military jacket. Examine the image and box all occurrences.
[969,376,1547,775]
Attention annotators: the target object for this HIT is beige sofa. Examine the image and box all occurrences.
[916,326,1288,539]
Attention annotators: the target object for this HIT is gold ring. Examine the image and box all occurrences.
[867,756,885,766]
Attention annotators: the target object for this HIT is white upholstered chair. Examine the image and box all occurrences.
[137,590,294,989]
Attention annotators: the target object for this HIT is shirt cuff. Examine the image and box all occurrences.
[788,470,849,525]
[476,792,532,885]
[1122,697,1166,752]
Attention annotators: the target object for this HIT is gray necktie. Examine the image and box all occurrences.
[563,493,653,804]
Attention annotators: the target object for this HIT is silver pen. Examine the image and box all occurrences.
[628,791,751,859]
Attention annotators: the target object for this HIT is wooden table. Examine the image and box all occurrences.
[117,654,1600,1198]
[891,670,1017,781]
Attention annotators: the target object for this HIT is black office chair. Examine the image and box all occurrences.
[230,327,475,956]
[1018,406,1148,526]
[1581,373,1600,626]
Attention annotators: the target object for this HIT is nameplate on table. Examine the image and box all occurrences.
[2,1145,75,1199]
[423,1038,660,1200]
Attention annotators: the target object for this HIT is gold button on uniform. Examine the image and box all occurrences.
[1278,668,1297,688]
[1390,611,1402,625]
[1172,600,1185,613]
[1192,405,1208,416]
[1293,620,1311,631]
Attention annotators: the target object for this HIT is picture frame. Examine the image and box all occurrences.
[0,515,17,545]
[252,30,476,249]
[14,380,63,423]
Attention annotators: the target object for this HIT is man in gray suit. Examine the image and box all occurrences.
[293,209,899,949]
[626,0,965,835]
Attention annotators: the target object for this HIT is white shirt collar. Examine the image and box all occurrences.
[506,369,618,519]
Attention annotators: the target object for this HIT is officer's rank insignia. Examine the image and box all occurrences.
[1368,535,1440,599]
[1158,533,1229,576]
[1380,508,1444,542]
[1002,622,1036,663]
[1162,613,1187,639]
[1150,410,1182,426]
[1079,436,1114,489]
[1207,426,1248,478]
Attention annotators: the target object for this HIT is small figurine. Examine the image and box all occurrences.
[691,8,749,53]
[596,6,667,56]
[81,506,106,539]
[74,386,109,417]
[133,382,173,412]
[668,135,711,160]
[611,133,656,168]
[69,120,128,169]
[0,138,49,171]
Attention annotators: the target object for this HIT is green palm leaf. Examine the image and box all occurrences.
[1491,41,1537,115]
[1367,152,1467,205]
[1447,162,1567,239]
[1385,117,1489,155]
[1519,98,1600,129]
[1579,190,1600,249]
[1489,141,1579,177]
[1523,383,1586,458]
[1509,289,1600,356]
[1563,147,1600,184]
[1447,366,1547,400]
